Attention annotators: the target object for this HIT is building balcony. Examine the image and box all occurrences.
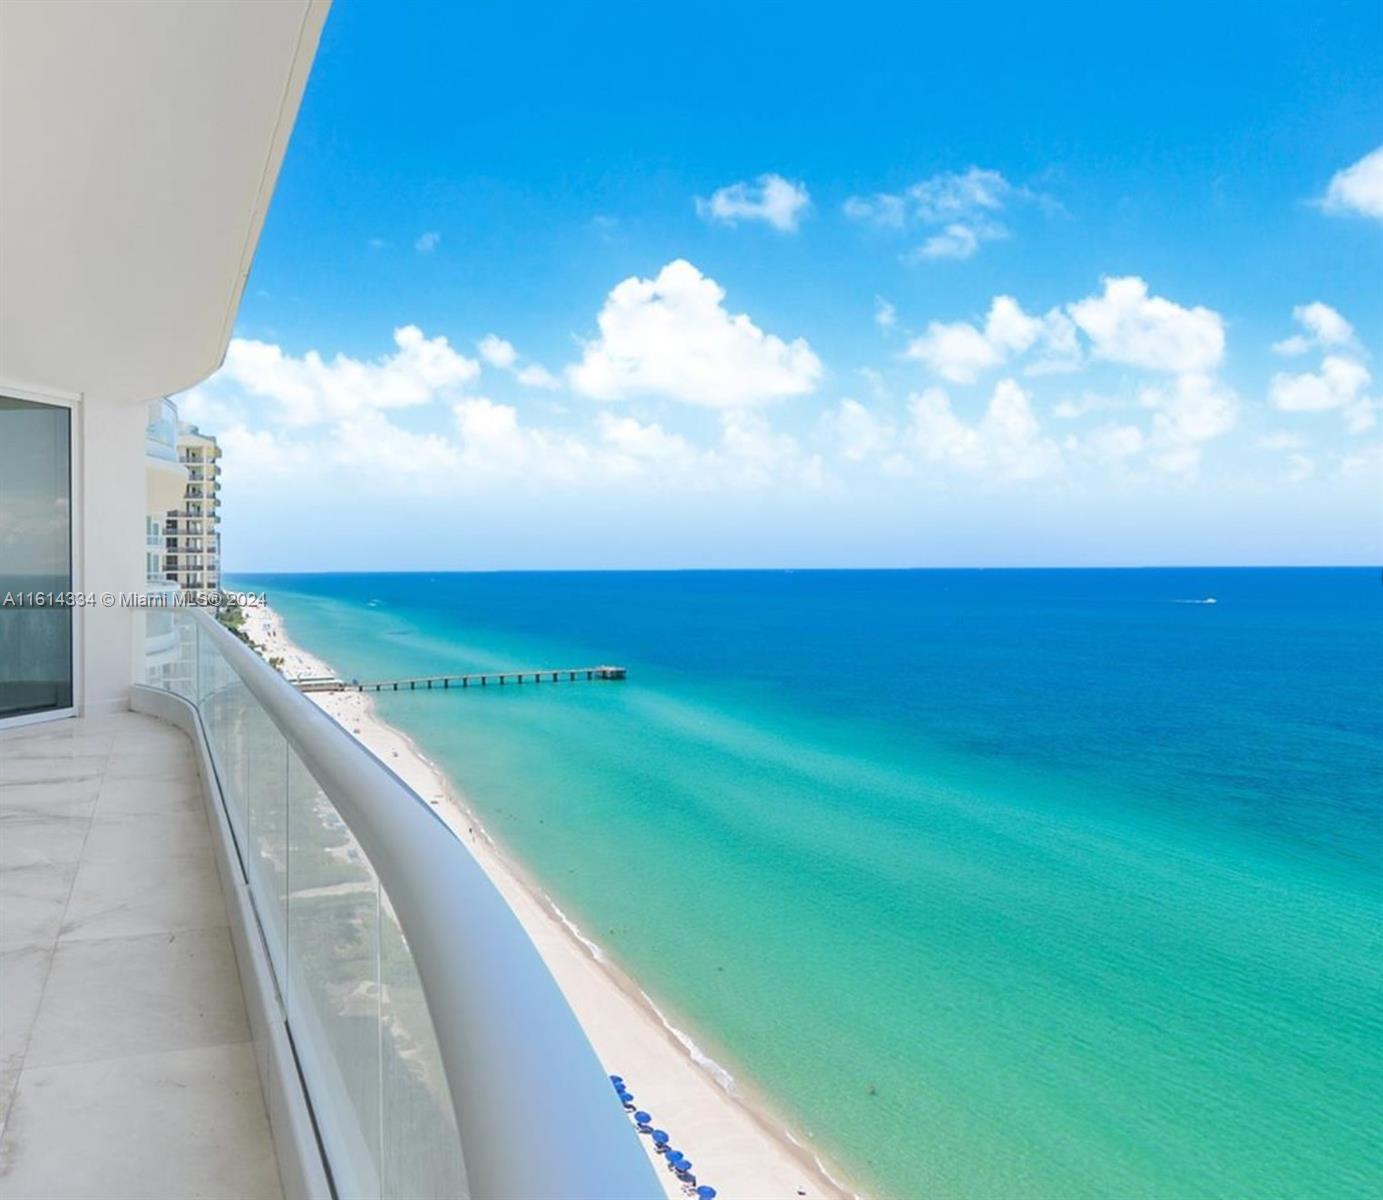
[0,711,282,1197]
[146,399,188,514]
[0,611,657,1199]
[144,398,178,461]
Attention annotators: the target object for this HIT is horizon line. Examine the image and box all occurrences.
[222,563,1383,576]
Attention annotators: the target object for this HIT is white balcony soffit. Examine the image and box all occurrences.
[0,0,330,403]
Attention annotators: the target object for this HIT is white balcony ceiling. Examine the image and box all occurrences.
[0,0,330,403]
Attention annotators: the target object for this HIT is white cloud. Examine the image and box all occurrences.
[906,378,1061,480]
[905,295,1079,383]
[908,167,1013,222]
[1340,443,1383,478]
[215,424,312,479]
[515,364,560,390]
[845,167,1036,262]
[445,401,821,490]
[718,410,825,488]
[1272,302,1358,356]
[905,319,1002,384]
[1140,372,1238,474]
[817,398,894,462]
[1080,423,1146,464]
[1285,453,1316,483]
[917,223,984,261]
[1051,395,1110,420]
[1344,401,1377,435]
[1257,431,1306,452]
[1322,145,1383,221]
[476,334,562,390]
[451,397,589,481]
[596,412,697,473]
[1268,304,1376,434]
[333,411,462,475]
[415,231,442,253]
[1270,355,1371,412]
[874,297,897,329]
[477,334,518,369]
[842,193,906,228]
[696,174,810,232]
[567,259,823,407]
[207,325,480,426]
[1069,277,1225,373]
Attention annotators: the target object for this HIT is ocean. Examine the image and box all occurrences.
[229,568,1383,1200]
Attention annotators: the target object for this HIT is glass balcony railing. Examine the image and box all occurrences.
[145,398,179,461]
[143,581,181,657]
[136,610,656,1200]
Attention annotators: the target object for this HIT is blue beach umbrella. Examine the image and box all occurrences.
[651,1130,669,1145]
[677,1160,694,1173]
[634,1111,651,1124]
[619,1092,635,1105]
[666,1151,684,1164]
[696,1188,717,1199]
[609,1075,624,1085]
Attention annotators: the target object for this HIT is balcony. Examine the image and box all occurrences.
[145,398,188,513]
[0,711,282,1197]
[0,610,658,1199]
[144,398,178,462]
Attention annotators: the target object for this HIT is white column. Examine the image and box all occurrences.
[77,398,146,715]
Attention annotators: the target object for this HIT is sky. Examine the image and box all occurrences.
[181,0,1383,570]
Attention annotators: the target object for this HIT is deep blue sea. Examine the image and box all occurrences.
[231,568,1383,1199]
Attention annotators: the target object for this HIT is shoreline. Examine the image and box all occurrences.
[242,602,860,1200]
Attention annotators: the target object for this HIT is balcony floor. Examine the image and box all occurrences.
[0,712,281,1199]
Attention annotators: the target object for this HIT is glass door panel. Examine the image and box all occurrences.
[0,396,74,719]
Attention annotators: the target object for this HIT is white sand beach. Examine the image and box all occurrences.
[242,603,857,1200]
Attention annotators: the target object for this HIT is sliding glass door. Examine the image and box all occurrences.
[0,395,74,720]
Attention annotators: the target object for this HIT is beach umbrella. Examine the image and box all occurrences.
[651,1130,669,1145]
[634,1111,651,1124]
[666,1151,684,1164]
[696,1188,717,1199]
[677,1160,693,1173]
[609,1075,624,1086]
[620,1092,635,1104]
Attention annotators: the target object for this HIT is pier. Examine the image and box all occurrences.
[292,666,627,693]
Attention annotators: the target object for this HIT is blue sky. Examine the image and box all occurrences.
[185,0,1383,569]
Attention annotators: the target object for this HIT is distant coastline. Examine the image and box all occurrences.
[242,600,860,1200]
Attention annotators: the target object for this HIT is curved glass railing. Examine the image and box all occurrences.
[143,581,181,661]
[140,608,658,1200]
[144,397,179,461]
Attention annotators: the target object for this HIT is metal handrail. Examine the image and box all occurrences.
[189,610,659,1200]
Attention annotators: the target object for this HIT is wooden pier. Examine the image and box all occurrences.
[292,666,627,693]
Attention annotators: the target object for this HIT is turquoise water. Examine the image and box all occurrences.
[232,569,1383,1199]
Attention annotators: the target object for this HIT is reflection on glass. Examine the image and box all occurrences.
[0,396,73,719]
[144,612,471,1198]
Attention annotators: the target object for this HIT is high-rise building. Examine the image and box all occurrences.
[164,423,221,591]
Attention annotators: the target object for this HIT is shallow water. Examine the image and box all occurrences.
[232,568,1383,1199]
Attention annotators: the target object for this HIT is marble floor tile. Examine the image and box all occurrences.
[0,778,101,821]
[24,927,248,1068]
[81,807,210,863]
[0,863,77,953]
[94,774,204,816]
[0,814,90,872]
[0,757,105,786]
[0,1043,282,1200]
[61,850,225,943]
